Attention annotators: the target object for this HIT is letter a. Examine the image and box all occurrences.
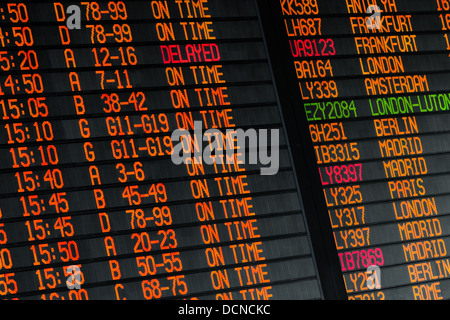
[66,5,81,30]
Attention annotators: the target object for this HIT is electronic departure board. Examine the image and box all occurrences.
[5,0,450,302]
[0,0,329,301]
[258,0,450,300]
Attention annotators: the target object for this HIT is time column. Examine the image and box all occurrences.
[0,2,36,298]
[0,3,78,298]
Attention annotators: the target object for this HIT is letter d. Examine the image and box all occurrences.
[222,305,230,315]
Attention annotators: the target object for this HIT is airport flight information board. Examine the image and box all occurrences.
[4,0,450,301]
[258,0,450,300]
[0,0,325,300]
